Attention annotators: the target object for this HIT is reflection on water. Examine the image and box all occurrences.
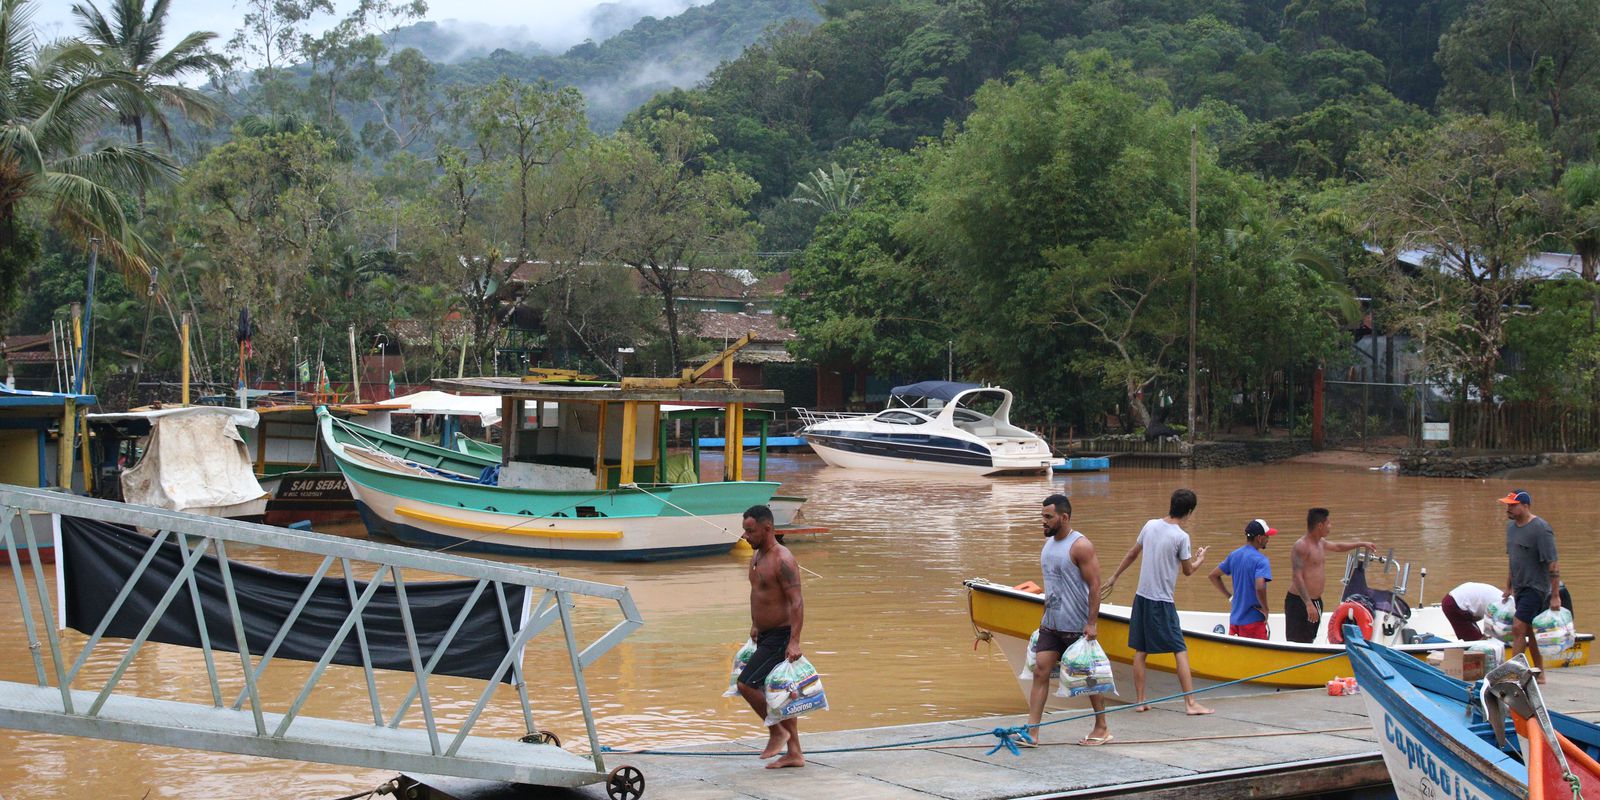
[3,457,1598,797]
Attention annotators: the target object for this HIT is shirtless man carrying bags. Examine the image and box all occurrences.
[1286,508,1377,643]
[736,505,807,769]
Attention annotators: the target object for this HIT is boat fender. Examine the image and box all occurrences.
[1327,601,1375,644]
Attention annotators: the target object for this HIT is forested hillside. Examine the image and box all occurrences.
[8,0,1599,440]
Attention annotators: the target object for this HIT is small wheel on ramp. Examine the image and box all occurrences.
[607,765,645,800]
[519,729,562,747]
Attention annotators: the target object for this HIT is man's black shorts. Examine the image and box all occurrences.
[737,626,791,687]
[1514,587,1547,624]
[1034,626,1083,657]
[1284,593,1323,643]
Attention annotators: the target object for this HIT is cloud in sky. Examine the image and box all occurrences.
[33,0,709,54]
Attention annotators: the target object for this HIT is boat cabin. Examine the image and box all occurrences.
[435,378,783,491]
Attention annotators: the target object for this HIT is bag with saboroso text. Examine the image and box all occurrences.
[764,656,829,726]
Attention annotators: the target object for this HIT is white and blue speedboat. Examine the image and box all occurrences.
[1346,631,1600,800]
[795,381,1059,476]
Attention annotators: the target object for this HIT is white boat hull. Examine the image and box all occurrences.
[346,478,745,561]
[807,438,1054,476]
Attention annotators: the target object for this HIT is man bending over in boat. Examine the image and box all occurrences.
[1286,508,1376,644]
[1499,490,1560,684]
[1023,494,1111,746]
[1209,519,1275,640]
[1102,488,1212,715]
[737,504,807,768]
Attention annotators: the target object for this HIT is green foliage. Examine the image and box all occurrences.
[1437,0,1600,167]
[1502,279,1600,405]
[782,147,946,375]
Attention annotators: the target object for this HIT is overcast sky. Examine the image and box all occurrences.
[34,0,706,53]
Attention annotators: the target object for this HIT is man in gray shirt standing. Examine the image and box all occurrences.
[1023,494,1110,746]
[1498,489,1561,682]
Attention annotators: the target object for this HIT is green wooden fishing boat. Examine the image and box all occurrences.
[319,377,784,561]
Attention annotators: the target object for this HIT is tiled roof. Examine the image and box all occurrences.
[693,311,797,343]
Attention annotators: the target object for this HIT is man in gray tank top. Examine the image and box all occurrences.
[1023,494,1110,746]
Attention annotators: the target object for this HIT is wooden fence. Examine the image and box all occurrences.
[1448,403,1600,453]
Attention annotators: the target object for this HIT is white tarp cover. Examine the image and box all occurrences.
[104,408,268,516]
[376,390,502,426]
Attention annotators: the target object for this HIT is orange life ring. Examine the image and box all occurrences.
[1327,601,1375,644]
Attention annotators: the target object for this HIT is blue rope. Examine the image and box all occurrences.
[598,651,1346,758]
[984,726,1034,756]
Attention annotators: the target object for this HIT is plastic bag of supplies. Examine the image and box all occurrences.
[1533,608,1576,659]
[723,637,757,697]
[1056,637,1116,697]
[764,656,829,726]
[1483,598,1516,644]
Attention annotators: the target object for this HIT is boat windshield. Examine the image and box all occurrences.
[951,391,1007,422]
[875,410,930,425]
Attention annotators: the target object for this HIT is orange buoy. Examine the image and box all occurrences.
[1327,601,1375,644]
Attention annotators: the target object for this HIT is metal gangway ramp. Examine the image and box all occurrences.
[0,485,647,797]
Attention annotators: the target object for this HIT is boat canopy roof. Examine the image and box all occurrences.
[88,405,259,428]
[889,381,983,402]
[434,377,782,405]
[0,385,95,409]
[376,390,502,425]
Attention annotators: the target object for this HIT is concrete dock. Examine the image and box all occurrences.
[402,664,1600,800]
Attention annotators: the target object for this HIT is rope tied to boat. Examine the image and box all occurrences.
[984,726,1035,756]
[598,651,1346,758]
[1568,771,1584,800]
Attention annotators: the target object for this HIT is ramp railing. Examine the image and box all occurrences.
[0,484,643,787]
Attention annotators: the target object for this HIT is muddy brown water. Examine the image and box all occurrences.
[3,458,1597,798]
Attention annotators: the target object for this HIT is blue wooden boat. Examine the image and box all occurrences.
[1346,631,1600,800]
[1052,456,1110,472]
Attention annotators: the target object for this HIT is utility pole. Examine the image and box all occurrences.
[1187,125,1198,442]
[348,324,361,403]
[75,240,100,394]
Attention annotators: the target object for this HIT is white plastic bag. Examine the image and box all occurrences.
[722,637,757,697]
[1056,637,1116,698]
[1019,629,1040,679]
[1484,598,1516,644]
[1466,639,1504,670]
[764,656,829,726]
[1533,608,1576,658]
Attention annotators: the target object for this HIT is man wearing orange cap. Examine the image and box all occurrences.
[1499,490,1560,681]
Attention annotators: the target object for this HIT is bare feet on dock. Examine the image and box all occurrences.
[1133,704,1151,712]
[1186,703,1214,716]
[759,726,790,758]
[766,753,806,769]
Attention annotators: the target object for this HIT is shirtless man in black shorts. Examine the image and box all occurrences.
[735,505,806,769]
[1287,508,1377,643]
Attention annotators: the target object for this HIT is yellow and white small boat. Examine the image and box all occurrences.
[966,577,1591,708]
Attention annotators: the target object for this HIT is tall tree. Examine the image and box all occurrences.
[602,110,760,371]
[902,55,1248,428]
[0,0,177,333]
[432,77,595,368]
[71,0,227,147]
[1436,0,1600,172]
[1353,115,1561,446]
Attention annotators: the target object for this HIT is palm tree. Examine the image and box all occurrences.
[0,0,179,310]
[71,0,225,147]
[791,162,861,215]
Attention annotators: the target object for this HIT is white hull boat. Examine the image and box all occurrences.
[797,381,1059,476]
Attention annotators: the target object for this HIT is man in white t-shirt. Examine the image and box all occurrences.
[1442,582,1502,641]
[1103,488,1212,715]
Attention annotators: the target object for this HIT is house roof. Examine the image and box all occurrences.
[1,333,65,364]
[1370,246,1585,281]
[694,311,796,343]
